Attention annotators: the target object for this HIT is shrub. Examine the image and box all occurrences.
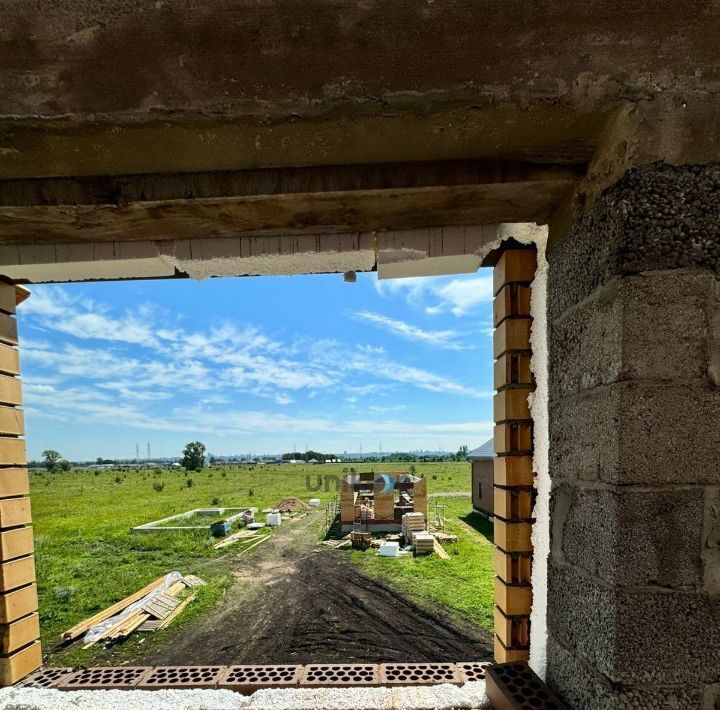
[248,489,254,497]
[211,496,220,506]
[115,475,122,484]
[186,478,194,488]
[153,482,165,493]
[221,471,227,478]
[432,474,437,480]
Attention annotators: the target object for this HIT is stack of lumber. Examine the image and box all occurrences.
[62,574,206,648]
[401,512,426,541]
[413,532,436,555]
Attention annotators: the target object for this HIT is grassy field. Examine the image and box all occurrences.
[31,461,473,662]
[351,496,495,631]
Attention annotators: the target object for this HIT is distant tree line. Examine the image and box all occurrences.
[281,451,337,462]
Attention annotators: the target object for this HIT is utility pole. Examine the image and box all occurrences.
[135,443,139,461]
[147,442,151,460]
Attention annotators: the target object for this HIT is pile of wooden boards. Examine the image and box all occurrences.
[61,574,206,648]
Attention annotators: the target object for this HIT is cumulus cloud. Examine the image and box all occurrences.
[375,273,494,316]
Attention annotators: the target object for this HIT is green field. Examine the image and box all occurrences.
[30,461,484,662]
[352,496,495,630]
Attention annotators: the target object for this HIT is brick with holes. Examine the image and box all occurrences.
[456,662,489,683]
[18,667,75,689]
[379,662,461,686]
[485,662,566,709]
[138,665,225,689]
[299,663,379,687]
[218,664,302,694]
[58,666,151,690]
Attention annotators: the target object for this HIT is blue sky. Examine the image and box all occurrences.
[18,271,495,461]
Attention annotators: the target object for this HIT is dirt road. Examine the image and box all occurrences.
[145,512,492,665]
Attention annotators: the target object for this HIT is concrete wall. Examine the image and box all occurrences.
[545,163,720,708]
[471,461,493,515]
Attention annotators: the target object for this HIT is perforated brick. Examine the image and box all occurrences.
[457,661,489,682]
[18,666,75,688]
[58,666,151,690]
[138,665,225,689]
[379,662,460,686]
[218,664,302,694]
[485,663,566,709]
[299,664,379,687]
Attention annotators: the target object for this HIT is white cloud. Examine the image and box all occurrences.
[375,273,494,316]
[352,311,470,350]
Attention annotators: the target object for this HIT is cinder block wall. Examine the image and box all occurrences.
[546,163,720,708]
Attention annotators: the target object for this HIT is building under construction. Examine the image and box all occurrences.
[340,472,427,533]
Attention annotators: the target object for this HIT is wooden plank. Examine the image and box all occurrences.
[0,439,25,467]
[0,584,38,624]
[0,316,17,347]
[0,639,41,686]
[0,528,33,562]
[493,250,537,296]
[0,499,30,530]
[494,456,534,487]
[494,422,533,454]
[493,284,531,327]
[493,352,533,389]
[494,548,532,585]
[494,388,532,422]
[433,539,450,559]
[0,470,28,499]
[0,612,40,654]
[493,318,531,359]
[0,378,21,408]
[0,179,581,246]
[0,285,16,317]
[0,351,19,379]
[494,519,533,553]
[0,409,23,438]
[494,577,532,616]
[0,556,35,592]
[62,575,167,640]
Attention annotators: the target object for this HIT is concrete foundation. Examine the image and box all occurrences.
[546,162,720,708]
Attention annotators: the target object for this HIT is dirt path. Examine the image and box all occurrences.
[145,512,492,665]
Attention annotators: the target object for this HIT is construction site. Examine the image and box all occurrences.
[0,1,718,708]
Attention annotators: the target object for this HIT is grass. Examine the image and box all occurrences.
[351,495,495,632]
[30,461,471,663]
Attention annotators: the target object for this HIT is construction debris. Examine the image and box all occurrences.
[212,529,259,550]
[62,573,207,647]
[274,497,309,513]
[350,531,372,550]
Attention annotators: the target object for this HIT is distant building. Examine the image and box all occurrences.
[467,439,494,517]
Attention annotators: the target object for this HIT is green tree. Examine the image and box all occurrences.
[181,441,206,471]
[58,459,72,472]
[42,449,61,472]
[456,444,469,460]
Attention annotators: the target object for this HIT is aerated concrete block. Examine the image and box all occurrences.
[547,562,720,685]
[546,635,702,710]
[550,271,713,398]
[551,483,704,588]
[550,382,720,485]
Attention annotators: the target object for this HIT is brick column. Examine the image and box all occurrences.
[492,249,537,663]
[546,163,720,708]
[0,283,40,686]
